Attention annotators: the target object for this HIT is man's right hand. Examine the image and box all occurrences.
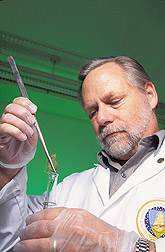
[0,97,38,188]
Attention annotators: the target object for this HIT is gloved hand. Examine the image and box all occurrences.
[0,97,38,169]
[50,208,139,252]
[14,207,139,252]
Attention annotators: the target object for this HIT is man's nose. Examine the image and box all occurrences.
[96,105,114,126]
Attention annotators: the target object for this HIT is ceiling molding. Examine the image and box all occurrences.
[0,30,90,100]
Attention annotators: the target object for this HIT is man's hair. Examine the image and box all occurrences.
[78,56,152,107]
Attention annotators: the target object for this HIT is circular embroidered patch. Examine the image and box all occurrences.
[136,200,165,241]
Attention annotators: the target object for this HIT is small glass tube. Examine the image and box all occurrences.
[43,171,59,209]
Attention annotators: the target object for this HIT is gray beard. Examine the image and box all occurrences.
[97,98,153,160]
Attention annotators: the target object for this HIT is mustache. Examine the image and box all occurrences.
[97,124,128,141]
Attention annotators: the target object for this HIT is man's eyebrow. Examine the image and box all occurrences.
[84,103,97,112]
[83,92,118,111]
[102,92,116,101]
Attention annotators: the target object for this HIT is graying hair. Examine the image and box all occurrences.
[78,56,152,107]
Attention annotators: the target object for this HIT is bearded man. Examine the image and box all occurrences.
[0,56,164,252]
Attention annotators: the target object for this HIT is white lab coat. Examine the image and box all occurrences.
[52,137,165,251]
[0,137,165,251]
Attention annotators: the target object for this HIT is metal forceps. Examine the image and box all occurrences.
[7,56,57,175]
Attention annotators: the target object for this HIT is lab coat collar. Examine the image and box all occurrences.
[93,138,165,214]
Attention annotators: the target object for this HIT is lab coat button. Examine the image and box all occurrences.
[121,172,126,178]
[157,158,164,163]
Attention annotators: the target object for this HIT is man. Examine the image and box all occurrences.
[0,56,164,252]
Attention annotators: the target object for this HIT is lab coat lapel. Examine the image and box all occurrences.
[100,147,165,213]
[92,165,110,206]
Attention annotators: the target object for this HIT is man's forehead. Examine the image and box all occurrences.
[80,62,129,109]
[82,63,127,92]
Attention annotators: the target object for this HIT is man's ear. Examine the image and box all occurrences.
[145,82,158,109]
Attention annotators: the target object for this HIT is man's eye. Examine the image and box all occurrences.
[110,99,121,106]
[89,111,96,119]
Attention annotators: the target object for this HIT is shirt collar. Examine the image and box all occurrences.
[151,129,165,155]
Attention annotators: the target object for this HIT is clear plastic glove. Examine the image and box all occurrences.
[50,208,139,252]
[0,97,38,169]
[14,207,139,252]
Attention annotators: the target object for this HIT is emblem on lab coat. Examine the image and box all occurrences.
[136,200,165,241]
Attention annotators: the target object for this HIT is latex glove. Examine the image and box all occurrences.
[0,97,38,169]
[14,207,139,252]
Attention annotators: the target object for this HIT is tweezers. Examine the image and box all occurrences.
[7,56,57,174]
